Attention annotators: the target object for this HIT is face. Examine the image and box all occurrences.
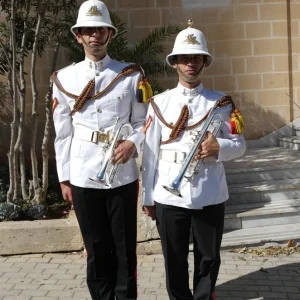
[76,27,112,61]
[173,54,206,86]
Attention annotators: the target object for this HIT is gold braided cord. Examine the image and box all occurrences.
[150,95,235,144]
[72,79,95,114]
[51,64,144,114]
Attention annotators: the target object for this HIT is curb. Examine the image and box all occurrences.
[0,210,84,255]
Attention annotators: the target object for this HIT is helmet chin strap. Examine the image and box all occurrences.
[176,66,203,83]
[80,30,112,51]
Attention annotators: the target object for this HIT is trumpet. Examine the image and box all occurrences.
[96,123,133,187]
[163,112,223,197]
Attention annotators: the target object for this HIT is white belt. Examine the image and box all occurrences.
[161,150,187,164]
[73,129,112,144]
[161,150,217,164]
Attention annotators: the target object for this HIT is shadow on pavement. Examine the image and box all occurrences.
[216,261,300,300]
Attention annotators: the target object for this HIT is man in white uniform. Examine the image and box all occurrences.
[52,1,148,299]
[142,21,246,300]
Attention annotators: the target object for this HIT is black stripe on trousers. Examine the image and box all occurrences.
[156,202,225,300]
[72,181,138,300]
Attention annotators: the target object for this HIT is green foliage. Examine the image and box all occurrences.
[0,0,78,76]
[0,165,9,203]
[61,10,181,93]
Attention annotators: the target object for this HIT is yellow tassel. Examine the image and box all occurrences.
[143,78,153,99]
[138,81,149,103]
[234,108,244,131]
[230,113,242,134]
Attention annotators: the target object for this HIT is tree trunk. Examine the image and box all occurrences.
[30,0,45,205]
[16,0,32,202]
[42,42,60,196]
[7,0,20,204]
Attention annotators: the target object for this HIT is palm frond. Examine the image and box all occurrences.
[132,24,181,60]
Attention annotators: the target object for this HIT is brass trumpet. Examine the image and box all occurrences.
[163,112,223,197]
[96,123,133,187]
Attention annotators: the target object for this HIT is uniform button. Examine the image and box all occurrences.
[189,116,193,120]
[188,99,193,103]
[97,108,102,113]
[96,90,99,94]
[95,72,99,76]
[189,131,194,135]
[169,122,173,126]
[100,127,104,132]
[116,116,120,121]
[117,96,121,100]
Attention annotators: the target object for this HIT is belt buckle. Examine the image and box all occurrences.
[91,131,109,144]
[98,132,110,143]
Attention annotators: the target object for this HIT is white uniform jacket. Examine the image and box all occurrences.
[142,83,246,209]
[53,55,147,189]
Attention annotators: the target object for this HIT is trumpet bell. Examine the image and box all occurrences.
[162,184,182,197]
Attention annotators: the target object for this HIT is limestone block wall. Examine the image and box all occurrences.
[1,0,300,156]
[76,0,299,141]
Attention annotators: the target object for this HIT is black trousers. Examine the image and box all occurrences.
[156,202,225,300]
[72,181,138,300]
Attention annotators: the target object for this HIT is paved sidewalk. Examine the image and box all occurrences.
[0,250,299,300]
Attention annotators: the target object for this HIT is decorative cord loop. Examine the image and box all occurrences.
[149,95,234,144]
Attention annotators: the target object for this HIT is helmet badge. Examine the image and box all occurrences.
[184,34,201,45]
[86,5,103,16]
[184,20,200,45]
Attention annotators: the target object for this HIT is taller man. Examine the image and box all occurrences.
[52,1,148,299]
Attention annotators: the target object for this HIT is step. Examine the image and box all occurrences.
[225,165,300,184]
[223,147,300,170]
[221,223,300,248]
[294,126,300,136]
[224,199,300,230]
[228,178,300,204]
[278,136,300,150]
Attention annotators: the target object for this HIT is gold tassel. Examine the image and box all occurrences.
[143,78,153,99]
[234,108,244,131]
[138,80,149,103]
[230,112,243,134]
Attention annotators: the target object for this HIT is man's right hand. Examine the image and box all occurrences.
[60,181,73,203]
[143,205,156,221]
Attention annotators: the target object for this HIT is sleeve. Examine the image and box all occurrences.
[216,105,247,162]
[126,72,148,154]
[52,82,73,182]
[142,103,161,206]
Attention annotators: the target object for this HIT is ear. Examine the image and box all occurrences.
[75,33,83,44]
[108,29,113,43]
[171,56,178,69]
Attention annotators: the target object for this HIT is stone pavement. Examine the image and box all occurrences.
[0,250,299,300]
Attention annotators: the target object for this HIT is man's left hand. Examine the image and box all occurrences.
[195,132,220,160]
[112,140,137,164]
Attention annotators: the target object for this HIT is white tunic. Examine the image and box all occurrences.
[142,82,246,209]
[52,55,147,189]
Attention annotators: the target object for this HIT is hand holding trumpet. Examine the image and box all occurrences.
[111,140,137,165]
[194,132,220,160]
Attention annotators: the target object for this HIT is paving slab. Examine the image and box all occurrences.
[0,250,299,300]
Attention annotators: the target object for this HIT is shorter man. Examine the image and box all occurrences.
[142,21,246,300]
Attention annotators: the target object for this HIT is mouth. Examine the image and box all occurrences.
[89,41,102,46]
[186,69,197,75]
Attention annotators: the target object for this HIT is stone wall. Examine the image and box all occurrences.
[1,0,300,157]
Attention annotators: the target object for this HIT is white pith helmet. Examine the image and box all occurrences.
[166,20,213,68]
[71,0,117,37]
